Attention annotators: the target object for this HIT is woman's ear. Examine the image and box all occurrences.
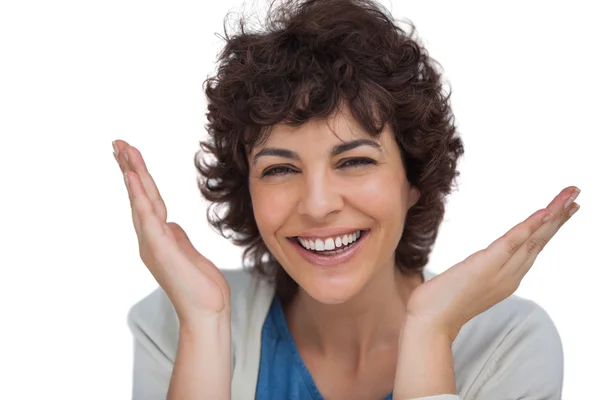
[408,186,420,208]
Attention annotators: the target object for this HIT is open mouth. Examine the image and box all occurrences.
[290,229,369,257]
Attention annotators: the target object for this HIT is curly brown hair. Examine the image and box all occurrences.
[196,0,464,303]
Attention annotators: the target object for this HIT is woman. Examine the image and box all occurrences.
[119,0,578,398]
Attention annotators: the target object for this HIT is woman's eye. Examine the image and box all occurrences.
[260,159,375,177]
[261,165,297,177]
[339,158,376,168]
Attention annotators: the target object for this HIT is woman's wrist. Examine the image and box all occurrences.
[393,316,456,400]
[167,312,232,400]
[179,307,231,336]
[403,313,462,343]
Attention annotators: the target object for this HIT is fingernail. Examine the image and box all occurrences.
[564,187,581,210]
[112,141,119,157]
[568,203,580,218]
[124,149,129,163]
[124,172,129,188]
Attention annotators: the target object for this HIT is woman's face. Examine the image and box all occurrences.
[248,106,420,304]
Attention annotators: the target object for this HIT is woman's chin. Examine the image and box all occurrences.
[300,277,363,305]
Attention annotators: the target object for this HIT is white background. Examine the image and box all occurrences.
[1,0,598,398]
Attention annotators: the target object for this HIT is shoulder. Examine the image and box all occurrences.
[453,294,563,399]
[126,268,272,364]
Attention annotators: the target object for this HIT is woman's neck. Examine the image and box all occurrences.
[285,265,423,363]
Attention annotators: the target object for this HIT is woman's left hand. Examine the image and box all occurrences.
[405,185,581,341]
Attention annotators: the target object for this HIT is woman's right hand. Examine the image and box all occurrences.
[113,140,230,325]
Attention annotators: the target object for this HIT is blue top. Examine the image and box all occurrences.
[255,296,393,400]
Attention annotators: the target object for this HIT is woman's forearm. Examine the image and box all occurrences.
[393,317,456,400]
[167,313,232,400]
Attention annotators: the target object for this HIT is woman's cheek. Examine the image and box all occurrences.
[251,183,297,232]
[349,172,404,212]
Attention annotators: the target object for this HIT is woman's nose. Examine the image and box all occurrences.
[296,171,344,220]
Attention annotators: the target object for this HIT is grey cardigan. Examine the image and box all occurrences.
[127,268,563,399]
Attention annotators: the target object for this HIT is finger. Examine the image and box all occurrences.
[484,186,579,267]
[546,186,580,212]
[511,201,580,280]
[125,169,170,246]
[483,208,551,268]
[123,171,143,239]
[114,140,168,229]
[115,142,132,174]
[558,202,580,230]
[113,140,128,172]
[116,145,138,225]
[124,173,209,298]
[123,145,168,222]
[539,186,580,228]
[500,187,580,279]
[114,140,142,235]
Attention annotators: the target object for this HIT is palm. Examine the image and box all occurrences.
[407,252,514,338]
[114,140,230,323]
[147,222,230,317]
[407,186,580,340]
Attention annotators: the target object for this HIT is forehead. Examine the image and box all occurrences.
[252,106,378,152]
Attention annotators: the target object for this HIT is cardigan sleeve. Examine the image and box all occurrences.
[466,303,563,399]
[127,288,178,400]
[130,337,172,399]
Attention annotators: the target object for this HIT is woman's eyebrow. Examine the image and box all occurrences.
[330,139,381,156]
[252,148,300,165]
[252,139,381,165]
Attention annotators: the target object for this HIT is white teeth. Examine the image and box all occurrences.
[315,239,325,251]
[324,238,335,250]
[297,230,364,252]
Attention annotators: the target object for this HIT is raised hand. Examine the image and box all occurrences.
[406,186,580,340]
[113,140,230,325]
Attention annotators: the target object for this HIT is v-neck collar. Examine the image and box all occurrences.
[270,296,394,400]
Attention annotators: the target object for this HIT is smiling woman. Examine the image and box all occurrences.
[119,0,577,399]
[245,113,422,306]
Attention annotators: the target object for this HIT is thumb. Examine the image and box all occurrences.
[167,222,228,299]
[167,222,208,264]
